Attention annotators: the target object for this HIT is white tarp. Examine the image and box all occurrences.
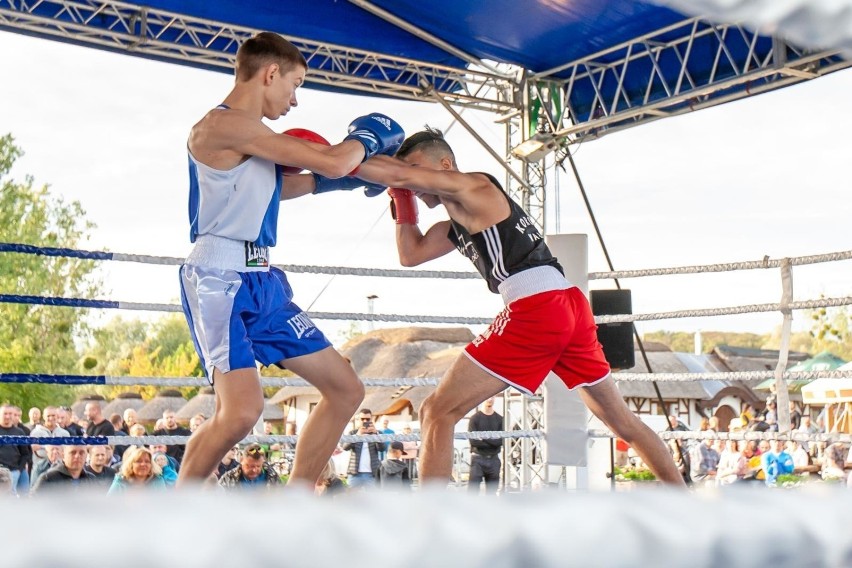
[656,0,852,54]
[3,488,852,567]
[802,378,852,403]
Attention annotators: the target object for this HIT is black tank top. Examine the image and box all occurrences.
[447,174,563,294]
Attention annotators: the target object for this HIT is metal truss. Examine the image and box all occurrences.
[0,0,517,113]
[527,17,851,144]
[502,391,547,491]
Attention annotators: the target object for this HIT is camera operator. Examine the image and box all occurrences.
[342,408,384,491]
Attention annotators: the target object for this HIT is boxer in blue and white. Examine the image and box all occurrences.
[178,32,404,488]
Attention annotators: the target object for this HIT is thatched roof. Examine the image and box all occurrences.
[262,400,285,420]
[137,389,187,422]
[102,392,145,418]
[615,347,725,399]
[269,386,319,405]
[267,328,471,416]
[175,387,215,420]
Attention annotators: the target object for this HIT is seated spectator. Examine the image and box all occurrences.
[189,413,206,433]
[216,446,240,479]
[715,440,746,486]
[218,444,282,490]
[787,440,811,473]
[761,439,795,486]
[25,407,42,430]
[378,441,411,490]
[31,445,63,487]
[153,410,191,465]
[149,443,180,473]
[108,447,166,493]
[31,446,94,493]
[822,443,849,482]
[315,458,346,497]
[152,452,178,486]
[85,445,117,486]
[690,438,720,487]
[122,408,138,434]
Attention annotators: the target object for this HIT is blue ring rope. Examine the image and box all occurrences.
[0,436,108,445]
[0,374,106,385]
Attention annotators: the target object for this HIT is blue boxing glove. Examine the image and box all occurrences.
[344,113,405,161]
[363,183,387,198]
[313,173,367,194]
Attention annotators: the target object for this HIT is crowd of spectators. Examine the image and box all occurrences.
[0,402,420,497]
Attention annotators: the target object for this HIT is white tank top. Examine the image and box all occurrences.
[187,108,283,248]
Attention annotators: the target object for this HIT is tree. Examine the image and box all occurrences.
[0,134,101,410]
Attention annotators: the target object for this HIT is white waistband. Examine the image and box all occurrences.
[185,234,270,272]
[498,265,571,305]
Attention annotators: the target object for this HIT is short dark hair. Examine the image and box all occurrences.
[236,32,307,81]
[396,127,456,166]
[358,409,372,415]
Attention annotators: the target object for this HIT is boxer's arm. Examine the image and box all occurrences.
[396,220,455,267]
[356,155,491,199]
[279,173,318,200]
[194,110,365,177]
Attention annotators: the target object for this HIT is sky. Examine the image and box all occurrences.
[0,31,850,348]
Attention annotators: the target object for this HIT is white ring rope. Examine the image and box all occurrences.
[88,368,852,389]
[588,249,852,280]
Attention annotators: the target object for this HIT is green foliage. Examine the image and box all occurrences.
[0,134,100,410]
[80,314,203,400]
[613,465,656,481]
[642,330,767,353]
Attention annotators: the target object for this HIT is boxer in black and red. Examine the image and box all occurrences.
[356,129,685,487]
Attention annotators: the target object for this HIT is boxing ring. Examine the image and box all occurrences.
[2,241,852,567]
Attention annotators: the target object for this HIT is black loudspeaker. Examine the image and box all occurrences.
[590,289,635,370]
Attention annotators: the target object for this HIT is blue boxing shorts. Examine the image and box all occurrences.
[179,260,331,382]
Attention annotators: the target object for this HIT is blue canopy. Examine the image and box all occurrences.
[1,0,848,139]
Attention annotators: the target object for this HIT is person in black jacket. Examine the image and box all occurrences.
[467,397,503,494]
[31,445,95,493]
[342,409,384,490]
[0,404,29,495]
[378,441,411,490]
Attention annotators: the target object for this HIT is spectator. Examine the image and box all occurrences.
[690,438,720,487]
[153,410,191,464]
[31,445,94,493]
[218,444,282,490]
[315,458,346,497]
[152,452,178,486]
[31,445,63,487]
[25,407,41,430]
[668,439,691,485]
[377,416,395,461]
[715,440,746,486]
[787,440,811,473]
[85,401,116,437]
[467,396,503,495]
[109,414,130,459]
[668,415,689,431]
[400,423,420,481]
[85,445,117,486]
[30,406,69,476]
[821,443,849,482]
[378,441,411,490]
[0,404,28,495]
[189,413,207,433]
[10,406,33,494]
[789,402,802,430]
[216,446,240,479]
[149,443,180,473]
[796,415,820,454]
[57,406,84,437]
[122,408,138,434]
[342,409,383,491]
[761,439,794,486]
[0,466,12,495]
[108,446,166,493]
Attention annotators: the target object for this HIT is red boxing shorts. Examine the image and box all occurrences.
[464,286,611,395]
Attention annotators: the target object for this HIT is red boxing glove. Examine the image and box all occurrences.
[281,128,330,175]
[389,188,418,224]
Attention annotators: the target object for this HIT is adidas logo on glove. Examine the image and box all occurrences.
[373,116,392,130]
